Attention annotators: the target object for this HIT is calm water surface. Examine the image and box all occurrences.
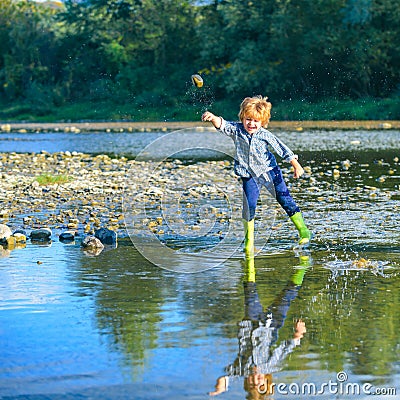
[0,129,399,399]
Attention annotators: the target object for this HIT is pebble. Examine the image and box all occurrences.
[191,74,203,88]
[341,160,351,170]
[352,258,371,268]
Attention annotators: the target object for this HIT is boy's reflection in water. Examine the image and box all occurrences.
[209,253,311,398]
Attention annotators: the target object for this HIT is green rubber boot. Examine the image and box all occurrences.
[290,212,312,245]
[244,254,255,283]
[243,219,255,254]
[291,255,312,285]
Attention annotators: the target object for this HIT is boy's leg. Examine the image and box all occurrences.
[241,177,260,253]
[242,176,260,221]
[264,167,300,216]
[264,167,311,244]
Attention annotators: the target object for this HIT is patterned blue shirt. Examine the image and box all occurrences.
[219,119,297,177]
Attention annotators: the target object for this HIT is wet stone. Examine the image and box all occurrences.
[13,233,27,243]
[94,227,117,245]
[59,231,76,243]
[82,235,104,249]
[30,228,52,241]
[0,224,12,244]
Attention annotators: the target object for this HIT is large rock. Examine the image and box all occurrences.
[30,228,52,241]
[0,224,12,244]
[81,235,104,256]
[59,231,76,243]
[81,235,104,249]
[94,227,117,245]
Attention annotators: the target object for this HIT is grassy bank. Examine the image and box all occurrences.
[0,97,399,122]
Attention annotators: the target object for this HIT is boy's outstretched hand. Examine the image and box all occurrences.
[202,111,222,129]
[290,158,305,179]
[294,319,307,339]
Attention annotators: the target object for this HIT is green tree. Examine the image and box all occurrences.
[1,0,399,117]
[197,0,400,101]
[0,0,14,74]
[272,0,400,99]
[0,0,61,110]
[58,0,200,103]
[196,0,277,98]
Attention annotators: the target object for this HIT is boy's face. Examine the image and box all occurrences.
[242,115,262,135]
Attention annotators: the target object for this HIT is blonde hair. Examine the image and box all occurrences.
[244,373,274,399]
[238,95,272,127]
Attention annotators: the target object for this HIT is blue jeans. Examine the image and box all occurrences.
[242,166,300,221]
[243,281,302,343]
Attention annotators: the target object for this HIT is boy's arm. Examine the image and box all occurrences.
[263,130,304,179]
[293,319,306,340]
[202,111,222,129]
[290,157,304,179]
[209,376,229,396]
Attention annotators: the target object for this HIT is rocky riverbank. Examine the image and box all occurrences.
[0,151,245,257]
[1,143,399,259]
[0,151,130,256]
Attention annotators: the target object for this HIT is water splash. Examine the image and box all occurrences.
[185,81,215,114]
[324,258,396,279]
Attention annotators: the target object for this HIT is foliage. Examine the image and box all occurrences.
[35,173,73,185]
[1,96,399,122]
[0,0,399,120]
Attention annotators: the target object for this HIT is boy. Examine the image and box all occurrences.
[202,95,311,252]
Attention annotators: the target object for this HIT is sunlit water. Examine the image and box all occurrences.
[1,129,399,399]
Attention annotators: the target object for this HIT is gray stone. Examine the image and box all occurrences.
[82,235,104,249]
[94,227,117,245]
[30,228,52,241]
[59,231,76,243]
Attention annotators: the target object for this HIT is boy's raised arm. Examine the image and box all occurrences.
[202,111,222,129]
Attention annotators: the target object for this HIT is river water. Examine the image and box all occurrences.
[0,128,399,399]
